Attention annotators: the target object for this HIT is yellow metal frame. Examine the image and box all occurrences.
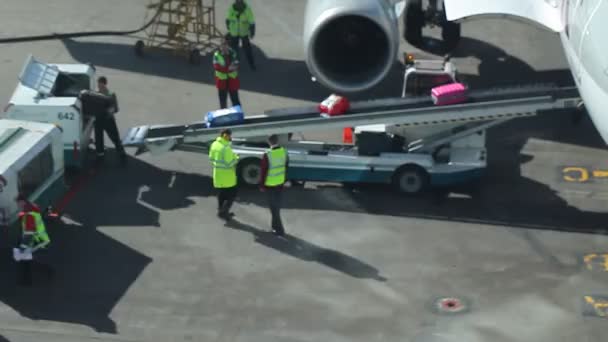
[138,0,224,62]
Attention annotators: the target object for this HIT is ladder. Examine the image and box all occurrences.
[135,0,224,64]
[122,85,580,155]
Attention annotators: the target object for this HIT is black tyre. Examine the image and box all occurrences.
[392,164,430,195]
[189,48,201,65]
[237,158,261,187]
[404,0,424,46]
[135,40,145,57]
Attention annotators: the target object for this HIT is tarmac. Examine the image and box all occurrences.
[1,1,608,341]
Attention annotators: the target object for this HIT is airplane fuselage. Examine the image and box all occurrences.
[559,0,608,143]
[441,0,608,144]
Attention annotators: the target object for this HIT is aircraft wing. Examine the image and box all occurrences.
[443,0,565,32]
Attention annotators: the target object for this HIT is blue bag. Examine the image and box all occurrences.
[206,105,245,128]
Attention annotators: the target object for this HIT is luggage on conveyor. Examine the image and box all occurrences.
[431,83,468,106]
[319,94,350,117]
[206,105,245,128]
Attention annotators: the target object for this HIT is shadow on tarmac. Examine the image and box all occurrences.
[0,154,154,334]
[81,148,608,236]
[0,220,152,334]
[60,37,405,102]
[224,219,387,282]
[61,36,602,149]
[0,334,8,342]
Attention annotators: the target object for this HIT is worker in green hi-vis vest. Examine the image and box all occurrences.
[15,194,54,286]
[259,134,288,237]
[226,0,256,70]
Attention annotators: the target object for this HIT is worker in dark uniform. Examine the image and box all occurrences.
[226,0,256,70]
[259,134,288,236]
[93,76,127,165]
[213,36,241,109]
[15,194,53,286]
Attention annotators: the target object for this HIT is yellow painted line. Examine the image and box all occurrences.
[583,253,608,271]
[563,167,589,182]
[584,296,608,317]
[593,170,608,178]
[562,167,608,182]
[584,254,598,270]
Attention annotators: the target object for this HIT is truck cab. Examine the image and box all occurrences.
[3,55,96,168]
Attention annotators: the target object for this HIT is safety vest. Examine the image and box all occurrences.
[227,3,255,37]
[265,147,287,186]
[21,211,50,250]
[213,50,239,80]
[209,137,239,188]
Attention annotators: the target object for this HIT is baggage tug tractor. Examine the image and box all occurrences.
[3,55,97,169]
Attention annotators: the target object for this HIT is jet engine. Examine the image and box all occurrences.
[303,0,401,94]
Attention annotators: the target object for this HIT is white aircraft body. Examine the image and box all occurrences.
[303,0,608,143]
[443,0,608,143]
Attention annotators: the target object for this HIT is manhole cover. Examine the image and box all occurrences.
[433,297,469,315]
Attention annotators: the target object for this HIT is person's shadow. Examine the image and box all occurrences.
[224,219,387,282]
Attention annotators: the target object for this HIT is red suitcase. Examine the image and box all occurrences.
[431,83,468,106]
[319,94,350,116]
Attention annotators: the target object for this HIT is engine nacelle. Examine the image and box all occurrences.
[303,0,400,94]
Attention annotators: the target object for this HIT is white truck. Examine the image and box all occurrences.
[3,55,96,169]
[0,119,65,228]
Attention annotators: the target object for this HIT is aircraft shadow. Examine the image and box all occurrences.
[60,38,405,102]
[0,213,152,334]
[407,36,604,149]
[224,219,387,282]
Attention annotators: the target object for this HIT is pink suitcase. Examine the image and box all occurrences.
[431,82,468,106]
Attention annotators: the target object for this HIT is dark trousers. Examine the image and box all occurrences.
[217,186,237,214]
[218,89,241,109]
[18,249,54,286]
[95,115,125,157]
[230,36,255,69]
[266,186,285,234]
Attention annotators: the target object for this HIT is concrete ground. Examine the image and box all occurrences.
[1,1,608,341]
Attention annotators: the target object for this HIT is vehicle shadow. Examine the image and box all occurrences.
[60,38,405,102]
[0,216,152,334]
[96,147,608,235]
[0,152,168,334]
[224,218,387,281]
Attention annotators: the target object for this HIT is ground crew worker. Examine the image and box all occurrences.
[209,129,240,220]
[259,134,288,236]
[226,0,256,70]
[94,76,127,165]
[213,36,241,109]
[15,194,52,286]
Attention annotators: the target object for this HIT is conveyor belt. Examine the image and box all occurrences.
[122,84,580,153]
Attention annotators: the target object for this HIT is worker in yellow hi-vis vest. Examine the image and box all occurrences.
[209,129,240,220]
[259,134,288,236]
[226,0,256,70]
